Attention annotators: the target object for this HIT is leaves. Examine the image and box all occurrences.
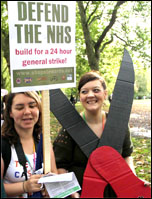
[1,1,151,98]
[132,137,151,181]
[77,1,151,71]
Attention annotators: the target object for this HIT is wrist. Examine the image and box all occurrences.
[23,181,27,193]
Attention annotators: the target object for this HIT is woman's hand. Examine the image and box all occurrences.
[24,174,43,193]
[141,179,151,187]
[41,187,50,198]
[71,192,80,198]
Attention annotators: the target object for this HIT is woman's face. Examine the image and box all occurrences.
[10,94,40,131]
[79,80,107,113]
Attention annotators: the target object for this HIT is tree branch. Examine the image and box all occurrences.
[84,1,90,13]
[95,1,126,50]
[87,4,99,24]
[113,33,128,45]
[88,12,104,26]
[100,35,114,53]
[77,1,99,70]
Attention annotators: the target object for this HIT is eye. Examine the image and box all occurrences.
[81,90,88,94]
[14,105,24,110]
[29,102,37,108]
[16,107,24,110]
[93,88,101,93]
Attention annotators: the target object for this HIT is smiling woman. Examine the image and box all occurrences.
[2,92,42,144]
[78,72,107,120]
[1,91,58,198]
[53,70,137,198]
[10,94,40,131]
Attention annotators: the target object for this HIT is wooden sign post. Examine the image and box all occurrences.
[42,90,51,174]
[8,1,76,174]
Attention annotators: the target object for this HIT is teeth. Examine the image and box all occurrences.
[87,101,97,104]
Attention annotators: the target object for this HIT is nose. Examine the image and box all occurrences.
[87,90,94,97]
[23,107,31,115]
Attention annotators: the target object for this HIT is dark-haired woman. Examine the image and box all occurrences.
[53,71,136,198]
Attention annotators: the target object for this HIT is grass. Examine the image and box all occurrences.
[50,101,151,182]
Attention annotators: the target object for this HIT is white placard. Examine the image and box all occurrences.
[8,1,76,92]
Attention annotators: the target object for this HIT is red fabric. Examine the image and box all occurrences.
[81,146,151,198]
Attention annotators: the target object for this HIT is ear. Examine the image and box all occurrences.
[10,112,13,118]
[104,90,108,100]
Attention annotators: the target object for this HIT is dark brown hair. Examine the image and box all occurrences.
[1,91,42,145]
[78,71,107,93]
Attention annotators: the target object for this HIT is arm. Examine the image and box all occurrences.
[1,156,4,178]
[4,181,26,197]
[123,128,150,186]
[58,168,68,174]
[50,143,58,174]
[1,157,25,196]
[4,175,43,197]
[41,144,58,198]
[53,128,74,171]
[53,129,80,198]
[1,157,42,197]
[124,156,136,175]
[124,155,151,186]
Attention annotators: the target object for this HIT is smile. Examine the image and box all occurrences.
[87,100,97,104]
[22,118,33,121]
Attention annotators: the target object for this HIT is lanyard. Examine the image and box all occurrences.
[25,142,36,174]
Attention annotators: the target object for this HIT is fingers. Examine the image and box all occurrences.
[144,182,151,187]
[41,187,49,198]
[25,174,44,193]
[40,183,44,190]
[71,192,80,198]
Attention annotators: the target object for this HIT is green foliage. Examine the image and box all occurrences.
[1,1,10,90]
[134,64,151,99]
[75,1,151,97]
[135,73,148,99]
[1,1,151,100]
[1,1,8,34]
[63,87,78,101]
[99,43,123,95]
[1,56,11,92]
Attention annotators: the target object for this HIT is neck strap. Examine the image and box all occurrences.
[14,137,37,181]
[14,139,28,180]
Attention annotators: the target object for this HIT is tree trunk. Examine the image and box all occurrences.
[77,1,99,70]
[77,1,126,71]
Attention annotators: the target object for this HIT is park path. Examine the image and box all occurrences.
[129,99,151,138]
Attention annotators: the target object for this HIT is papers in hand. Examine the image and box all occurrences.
[38,172,72,183]
[38,172,81,198]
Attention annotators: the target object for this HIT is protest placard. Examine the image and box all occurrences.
[7,1,76,175]
[8,1,76,93]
